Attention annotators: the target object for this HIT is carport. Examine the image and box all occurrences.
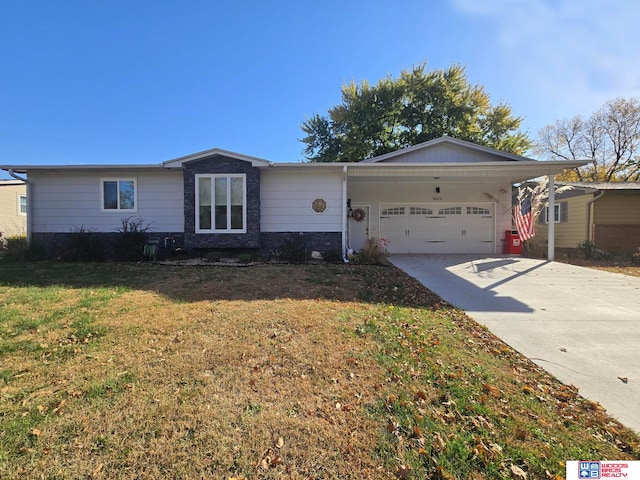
[343,137,586,259]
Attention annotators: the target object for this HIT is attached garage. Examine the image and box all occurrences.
[379,203,495,254]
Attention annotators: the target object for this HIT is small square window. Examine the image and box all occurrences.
[18,195,27,215]
[101,179,137,212]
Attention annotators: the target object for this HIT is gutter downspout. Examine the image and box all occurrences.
[585,190,605,243]
[342,165,348,262]
[7,169,31,244]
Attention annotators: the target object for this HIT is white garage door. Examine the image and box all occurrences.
[379,203,495,254]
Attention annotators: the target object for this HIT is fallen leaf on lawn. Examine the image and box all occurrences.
[544,470,562,480]
[396,464,410,479]
[52,399,66,415]
[276,437,284,449]
[584,400,605,411]
[257,449,282,469]
[91,463,103,478]
[433,432,446,451]
[483,383,501,398]
[434,465,456,480]
[31,428,41,437]
[511,464,527,479]
[489,443,503,454]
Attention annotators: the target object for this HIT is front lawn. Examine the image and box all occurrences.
[0,262,638,479]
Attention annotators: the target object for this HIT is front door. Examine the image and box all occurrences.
[349,205,370,251]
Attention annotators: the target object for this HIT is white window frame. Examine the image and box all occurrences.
[195,174,246,234]
[100,178,138,213]
[18,194,27,216]
[544,204,561,224]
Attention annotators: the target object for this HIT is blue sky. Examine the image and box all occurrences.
[1,0,639,177]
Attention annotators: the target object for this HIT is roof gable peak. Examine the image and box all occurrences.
[361,135,533,163]
[163,148,272,168]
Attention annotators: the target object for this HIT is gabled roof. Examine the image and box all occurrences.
[361,135,533,163]
[162,148,272,168]
[0,148,273,174]
[0,164,161,174]
[1,138,587,184]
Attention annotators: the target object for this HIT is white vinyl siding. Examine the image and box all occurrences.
[381,143,512,164]
[260,170,343,232]
[28,170,184,233]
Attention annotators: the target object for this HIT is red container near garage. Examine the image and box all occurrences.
[503,230,522,255]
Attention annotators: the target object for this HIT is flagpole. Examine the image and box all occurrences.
[547,175,555,261]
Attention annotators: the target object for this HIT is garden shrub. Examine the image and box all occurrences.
[577,240,610,260]
[1,235,47,262]
[273,234,307,263]
[111,217,152,261]
[350,238,388,265]
[322,248,344,264]
[205,252,222,263]
[60,226,106,262]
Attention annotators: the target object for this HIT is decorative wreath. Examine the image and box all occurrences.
[352,208,366,222]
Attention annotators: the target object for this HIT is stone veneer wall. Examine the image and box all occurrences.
[260,232,342,258]
[32,231,342,261]
[182,156,260,250]
[31,232,184,260]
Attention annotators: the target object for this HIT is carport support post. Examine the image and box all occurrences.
[547,174,555,261]
[341,165,348,258]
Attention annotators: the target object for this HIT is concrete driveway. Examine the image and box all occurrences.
[389,254,640,433]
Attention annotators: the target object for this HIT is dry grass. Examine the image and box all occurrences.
[554,257,640,278]
[0,262,638,479]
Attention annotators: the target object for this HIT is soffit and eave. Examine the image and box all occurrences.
[2,160,586,185]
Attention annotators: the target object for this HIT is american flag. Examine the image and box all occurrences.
[514,196,535,241]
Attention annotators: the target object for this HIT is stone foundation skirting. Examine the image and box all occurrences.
[31,232,185,261]
[30,231,342,261]
[259,232,342,258]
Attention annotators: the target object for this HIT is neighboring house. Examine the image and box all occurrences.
[0,136,584,258]
[536,182,640,254]
[0,179,27,240]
